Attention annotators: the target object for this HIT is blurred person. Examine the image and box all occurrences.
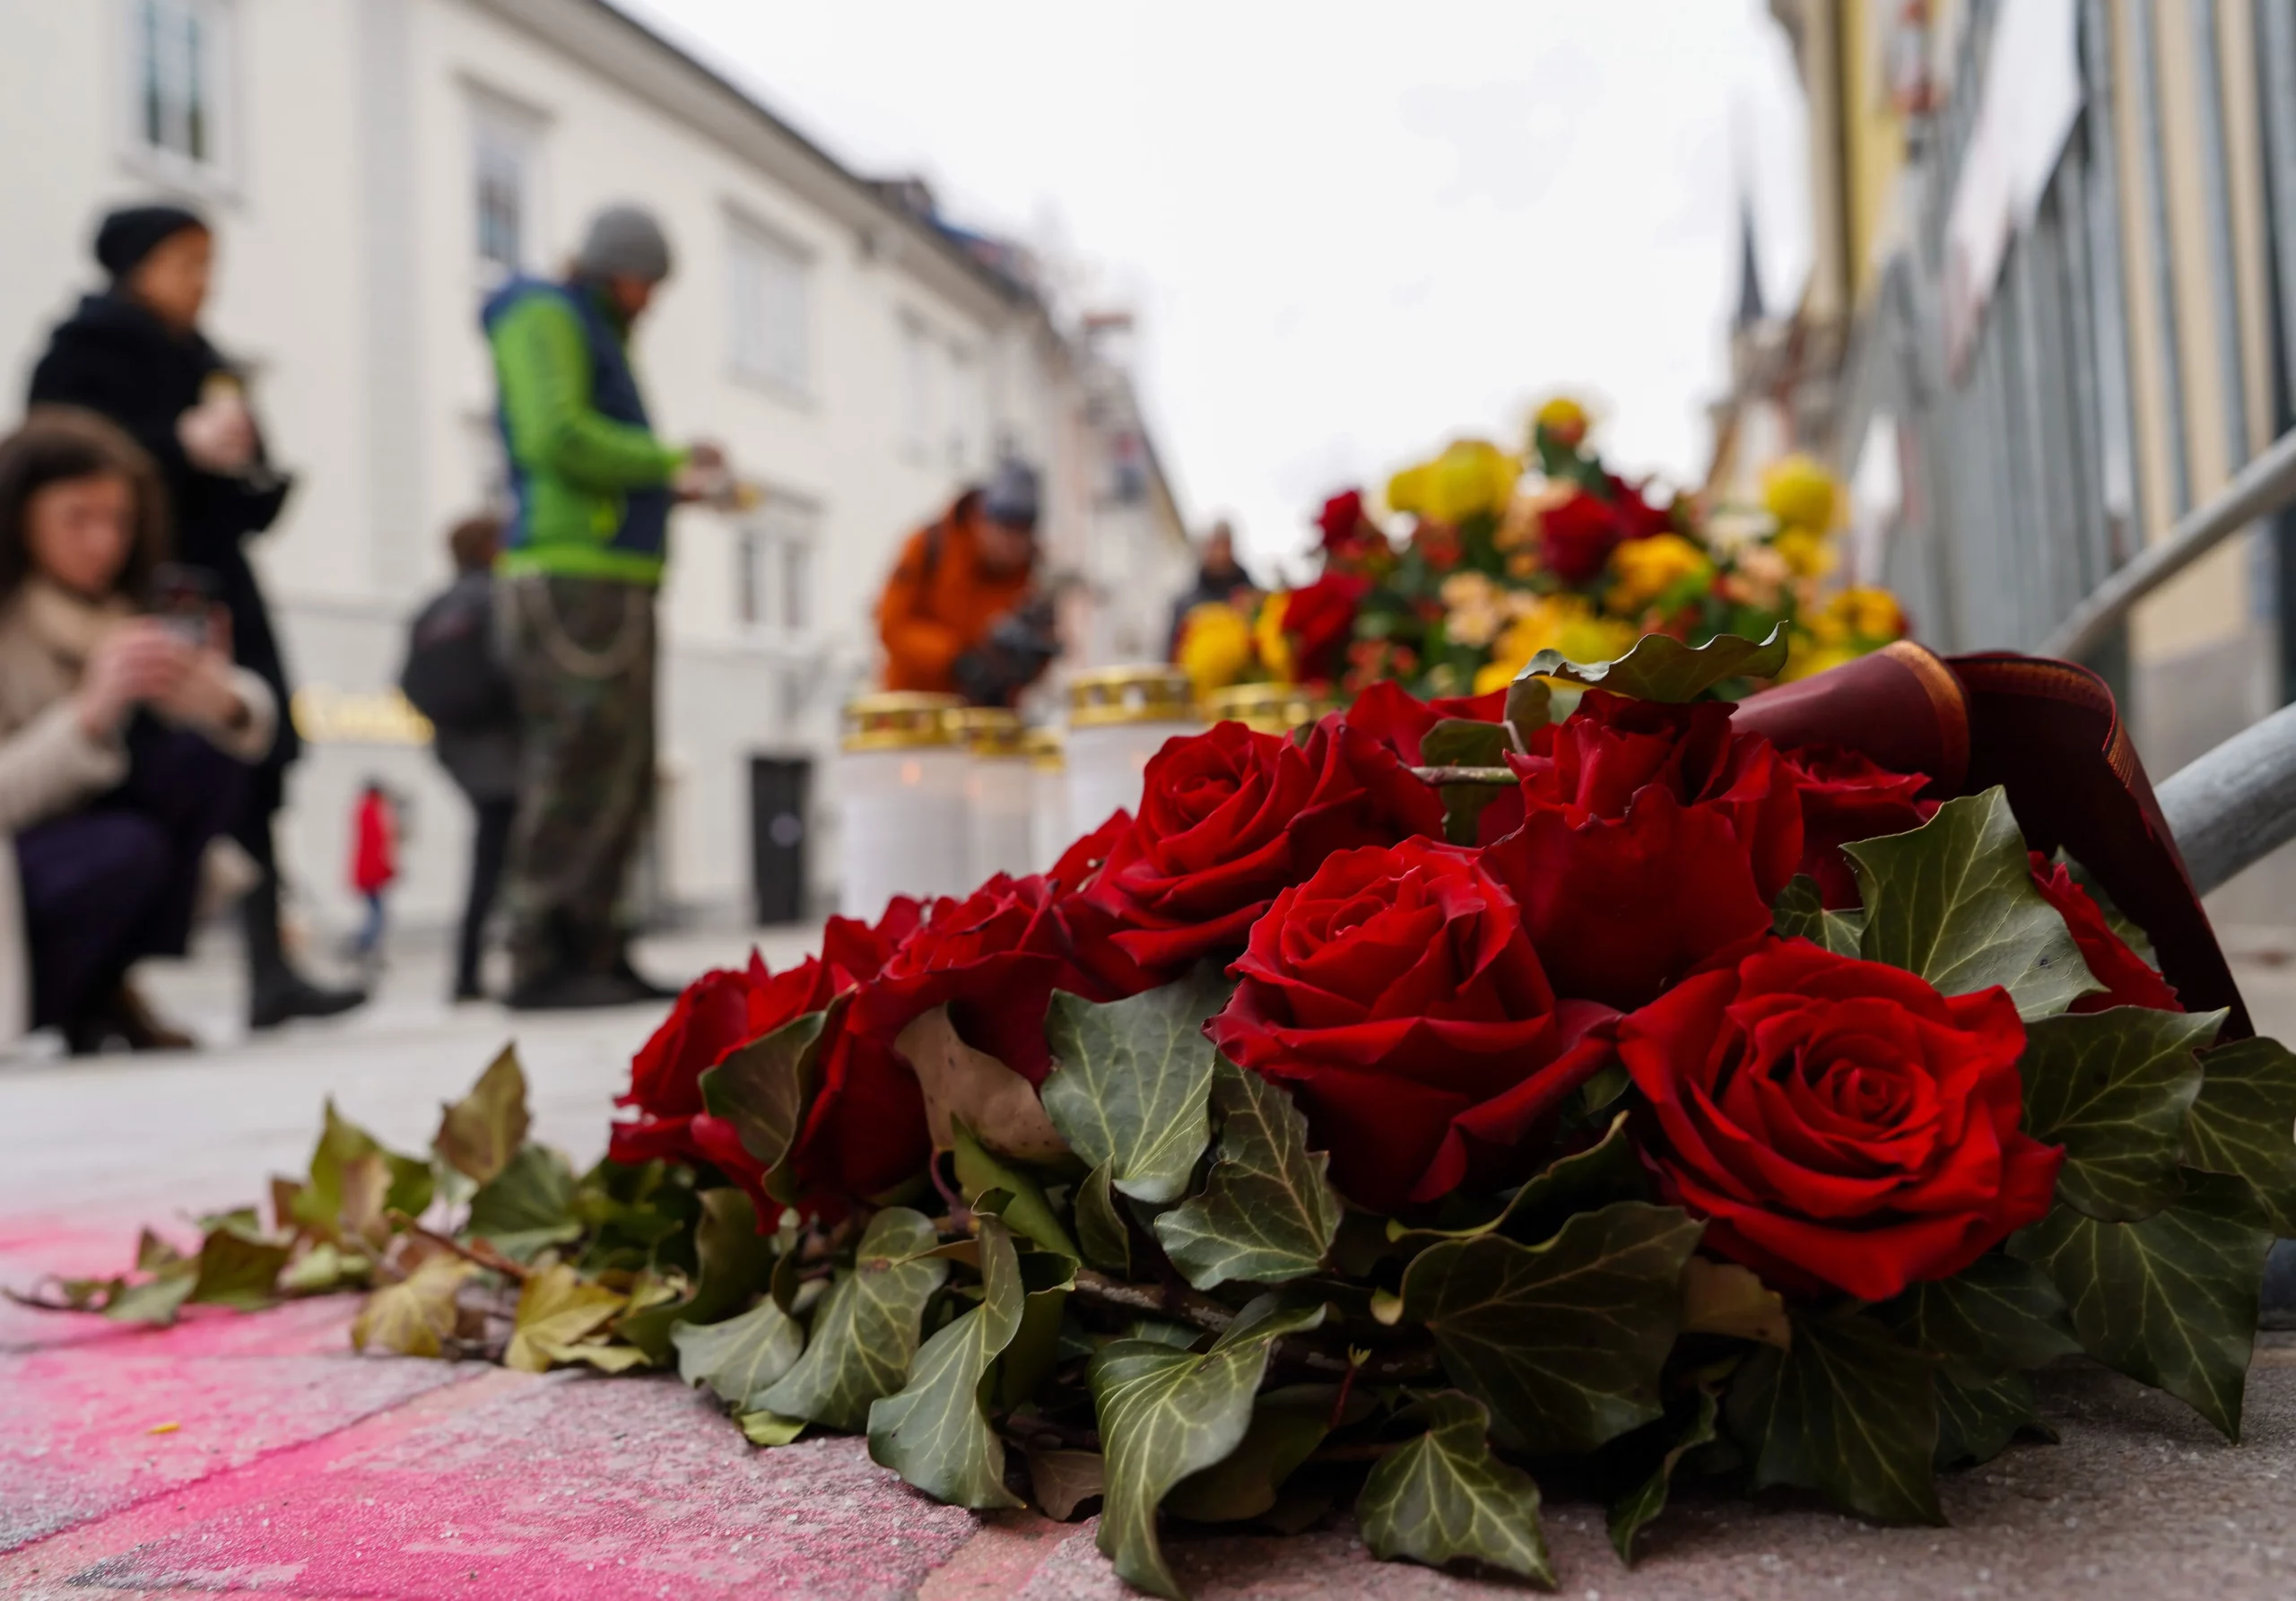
[348,780,396,970]
[483,204,727,1010]
[0,409,276,1054]
[876,458,1059,705]
[399,514,520,1003]
[1165,518,1253,657]
[25,203,366,1031]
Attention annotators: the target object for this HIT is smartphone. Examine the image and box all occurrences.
[150,562,221,645]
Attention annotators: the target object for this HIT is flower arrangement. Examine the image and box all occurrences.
[1178,401,1911,708]
[22,631,2289,1599]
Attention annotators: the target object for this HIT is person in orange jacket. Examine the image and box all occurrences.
[875,459,1058,705]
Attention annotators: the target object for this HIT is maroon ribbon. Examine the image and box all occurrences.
[1735,642,2248,1038]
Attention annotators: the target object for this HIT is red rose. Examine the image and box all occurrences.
[856,873,1107,1084]
[2029,855,2181,1014]
[1619,937,2061,1302]
[1283,570,1370,684]
[1488,690,1803,1007]
[1538,480,1670,584]
[821,895,923,982]
[1342,681,1511,764]
[1086,718,1445,977]
[1207,838,1616,1212]
[1048,809,1132,894]
[618,954,787,1124]
[1606,474,1674,541]
[1317,489,1365,553]
[1780,744,1935,909]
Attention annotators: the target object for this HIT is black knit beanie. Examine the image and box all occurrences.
[94,204,208,280]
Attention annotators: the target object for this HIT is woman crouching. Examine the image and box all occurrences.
[0,407,274,1053]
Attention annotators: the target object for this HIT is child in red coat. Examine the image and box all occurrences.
[350,782,397,966]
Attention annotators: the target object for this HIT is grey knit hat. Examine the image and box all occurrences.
[981,458,1040,533]
[575,204,673,283]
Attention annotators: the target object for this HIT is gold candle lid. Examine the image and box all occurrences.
[1068,665,1196,728]
[1023,726,1065,770]
[843,691,961,752]
[954,706,1027,757]
[1202,682,1330,735]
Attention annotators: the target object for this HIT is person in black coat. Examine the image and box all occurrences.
[27,204,365,1030]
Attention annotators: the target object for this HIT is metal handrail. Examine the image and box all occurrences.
[2156,700,2296,896]
[2042,427,2296,661]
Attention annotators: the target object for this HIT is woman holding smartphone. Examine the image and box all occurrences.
[27,203,364,1030]
[0,409,274,1052]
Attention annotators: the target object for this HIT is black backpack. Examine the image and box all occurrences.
[399,578,516,731]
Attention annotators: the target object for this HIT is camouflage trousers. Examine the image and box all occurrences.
[498,573,657,987]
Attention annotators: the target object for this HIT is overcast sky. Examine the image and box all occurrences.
[613,1,1813,579]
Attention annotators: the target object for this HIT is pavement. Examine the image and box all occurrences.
[5,930,2296,1599]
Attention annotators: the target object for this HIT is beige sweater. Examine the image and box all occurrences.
[0,579,275,1039]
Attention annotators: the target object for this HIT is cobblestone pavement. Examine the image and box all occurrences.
[3,933,2295,1599]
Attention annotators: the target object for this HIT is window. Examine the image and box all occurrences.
[472,99,541,278]
[900,316,937,458]
[729,222,811,393]
[735,500,819,640]
[126,0,230,178]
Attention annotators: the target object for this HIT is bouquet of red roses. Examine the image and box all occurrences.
[38,631,2292,1599]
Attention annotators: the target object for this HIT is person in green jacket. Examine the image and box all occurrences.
[483,204,725,1010]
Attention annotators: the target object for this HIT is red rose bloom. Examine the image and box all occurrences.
[1538,489,1622,584]
[1317,489,1366,553]
[1489,690,1804,1007]
[618,954,784,1125]
[1207,839,1616,1213]
[856,873,1107,1084]
[2029,854,2181,1014]
[1283,570,1370,684]
[1618,937,2062,1302]
[1342,682,1511,764]
[1780,744,1935,909]
[1086,718,1445,977]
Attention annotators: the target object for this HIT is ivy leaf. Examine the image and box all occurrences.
[1399,1201,1703,1453]
[1026,1447,1107,1520]
[1605,1386,1718,1566]
[1356,1390,1554,1585]
[2010,1170,2270,1440]
[1155,1059,1343,1290]
[279,1241,370,1295]
[672,1297,804,1409]
[1164,1383,1332,1523]
[1042,969,1231,1205]
[1843,788,2100,1020]
[505,1262,627,1373]
[951,1120,1077,1259]
[700,1000,841,1173]
[616,1187,778,1362]
[1934,1366,2053,1469]
[1873,1253,2082,1371]
[2019,1007,2224,1221]
[1074,1161,1133,1275]
[868,1218,1027,1510]
[738,1410,807,1447]
[431,1044,531,1186]
[1089,1299,1327,1601]
[293,1101,433,1241]
[104,1274,197,1326]
[897,1005,1070,1162]
[465,1144,581,1260]
[187,1222,291,1311]
[1726,1307,1942,1524]
[352,1255,474,1357]
[1519,624,1787,702]
[1389,1109,1647,1251]
[2185,1035,2296,1232]
[1770,874,1866,957]
[1680,1257,1790,1348]
[756,1207,948,1431]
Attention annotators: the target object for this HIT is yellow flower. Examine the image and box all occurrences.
[1387,439,1522,526]
[1252,592,1295,685]
[1605,533,1713,614]
[1761,453,1839,535]
[1474,657,1530,696]
[1535,395,1591,449]
[1770,526,1837,580]
[1841,585,1907,640]
[1779,636,1861,683]
[1472,594,1634,693]
[1176,601,1256,700]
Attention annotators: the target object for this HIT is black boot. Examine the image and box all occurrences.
[243,871,369,1031]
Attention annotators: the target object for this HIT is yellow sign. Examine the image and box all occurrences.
[291,687,434,746]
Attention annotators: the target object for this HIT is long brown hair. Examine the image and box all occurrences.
[0,405,170,602]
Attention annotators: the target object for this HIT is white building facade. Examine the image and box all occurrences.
[0,0,1192,935]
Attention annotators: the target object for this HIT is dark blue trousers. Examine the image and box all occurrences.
[15,723,247,1029]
